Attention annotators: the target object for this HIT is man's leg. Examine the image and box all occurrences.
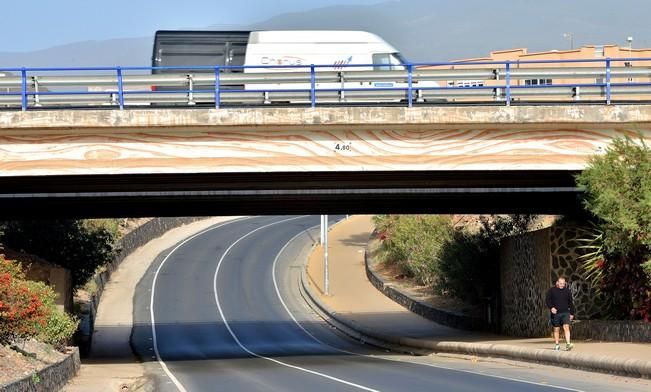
[563,322,573,350]
[562,323,571,344]
[553,326,561,349]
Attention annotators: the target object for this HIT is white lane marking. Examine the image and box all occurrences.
[150,217,249,392]
[272,225,361,357]
[271,227,586,392]
[213,216,381,392]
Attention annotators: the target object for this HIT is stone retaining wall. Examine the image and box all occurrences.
[571,320,651,343]
[500,225,649,342]
[500,228,552,337]
[1,348,80,392]
[365,251,488,331]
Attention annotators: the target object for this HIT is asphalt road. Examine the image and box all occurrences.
[131,216,651,392]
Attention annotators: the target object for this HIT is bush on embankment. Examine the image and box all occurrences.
[435,215,536,305]
[0,256,78,350]
[373,215,453,286]
[0,219,118,290]
[374,214,536,305]
[576,135,651,321]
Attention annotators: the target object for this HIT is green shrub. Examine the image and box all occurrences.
[0,258,50,345]
[576,136,651,321]
[0,257,78,348]
[436,215,536,304]
[38,307,79,351]
[577,136,651,254]
[82,219,122,240]
[374,215,453,286]
[0,220,117,290]
[643,260,651,287]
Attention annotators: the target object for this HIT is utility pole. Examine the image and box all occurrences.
[320,215,325,245]
[627,36,634,82]
[323,215,329,295]
[563,32,574,50]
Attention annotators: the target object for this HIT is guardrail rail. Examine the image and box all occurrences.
[3,58,651,110]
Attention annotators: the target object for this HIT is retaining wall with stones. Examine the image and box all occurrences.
[571,320,651,343]
[365,251,488,331]
[500,225,649,342]
[500,228,552,337]
[1,348,80,392]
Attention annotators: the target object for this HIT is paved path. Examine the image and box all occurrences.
[132,215,620,392]
[64,217,240,392]
[63,214,651,392]
[306,215,651,370]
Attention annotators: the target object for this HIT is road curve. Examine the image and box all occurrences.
[130,216,634,392]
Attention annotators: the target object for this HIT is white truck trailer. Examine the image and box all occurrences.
[152,30,436,103]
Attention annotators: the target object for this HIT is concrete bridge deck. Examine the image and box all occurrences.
[0,105,648,217]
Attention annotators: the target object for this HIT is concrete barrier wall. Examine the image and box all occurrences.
[365,251,488,331]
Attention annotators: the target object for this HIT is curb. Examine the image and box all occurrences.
[299,266,430,356]
[364,244,489,331]
[300,243,651,379]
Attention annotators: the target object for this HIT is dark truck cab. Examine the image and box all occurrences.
[151,30,250,93]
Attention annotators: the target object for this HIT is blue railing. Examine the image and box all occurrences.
[2,57,651,111]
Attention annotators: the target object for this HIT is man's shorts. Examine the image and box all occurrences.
[550,312,571,327]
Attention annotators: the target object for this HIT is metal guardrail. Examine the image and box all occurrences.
[3,58,651,110]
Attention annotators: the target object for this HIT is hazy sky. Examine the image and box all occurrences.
[5,0,384,52]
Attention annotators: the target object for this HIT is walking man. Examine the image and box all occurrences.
[545,276,575,351]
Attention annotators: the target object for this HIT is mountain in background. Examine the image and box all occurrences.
[2,0,650,67]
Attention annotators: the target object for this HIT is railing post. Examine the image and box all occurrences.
[310,64,316,108]
[186,74,195,106]
[407,63,413,108]
[505,61,511,107]
[605,58,612,105]
[33,77,41,107]
[20,67,27,111]
[323,214,329,295]
[494,68,501,102]
[214,66,221,109]
[116,66,125,110]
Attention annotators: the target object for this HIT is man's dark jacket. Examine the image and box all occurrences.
[545,286,575,315]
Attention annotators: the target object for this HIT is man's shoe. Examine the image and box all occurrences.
[565,343,574,351]
[554,344,561,351]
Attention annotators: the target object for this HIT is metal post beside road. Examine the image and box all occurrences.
[324,214,329,295]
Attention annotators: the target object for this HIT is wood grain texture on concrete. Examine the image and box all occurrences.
[1,106,650,176]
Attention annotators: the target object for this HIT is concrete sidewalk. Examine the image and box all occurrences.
[64,217,241,392]
[305,215,651,377]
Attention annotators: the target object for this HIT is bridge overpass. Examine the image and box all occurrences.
[1,104,648,218]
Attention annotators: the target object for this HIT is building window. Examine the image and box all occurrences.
[454,80,484,88]
[524,79,552,86]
